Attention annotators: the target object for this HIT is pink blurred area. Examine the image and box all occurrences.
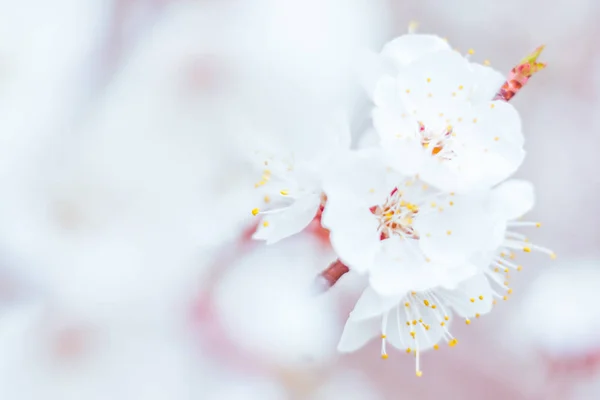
[0,0,598,399]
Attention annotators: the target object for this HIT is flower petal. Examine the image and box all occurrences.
[414,195,493,264]
[369,237,428,296]
[337,316,380,353]
[349,286,402,321]
[381,34,451,69]
[322,201,381,273]
[438,273,494,318]
[253,194,320,244]
[469,63,506,104]
[490,179,535,220]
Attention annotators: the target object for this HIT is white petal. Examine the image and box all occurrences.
[385,302,445,351]
[414,196,492,264]
[408,50,474,98]
[322,149,394,207]
[349,286,402,321]
[381,34,451,69]
[369,237,427,296]
[322,201,381,273]
[337,316,380,353]
[253,194,320,244]
[490,179,535,220]
[438,273,494,318]
[469,63,506,104]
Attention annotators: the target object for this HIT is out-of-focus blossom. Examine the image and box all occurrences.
[371,34,525,192]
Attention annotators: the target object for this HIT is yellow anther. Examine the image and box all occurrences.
[405,302,410,307]
[494,267,499,272]
[411,291,417,295]
[410,331,416,338]
[523,247,532,253]
[423,299,430,306]
[264,195,270,203]
[406,89,411,94]
[434,344,440,350]
[440,322,445,327]
[439,207,444,212]
[431,305,437,309]
[446,230,452,235]
[280,189,289,196]
[416,371,423,377]
[470,298,475,303]
[550,253,557,260]
[507,288,513,295]
[494,137,500,141]
[465,319,471,325]
[380,334,387,339]
[473,118,478,123]
[251,208,260,216]
[490,103,495,109]
[369,188,375,193]
[439,113,444,117]
[517,266,523,271]
[536,222,542,228]
[483,59,491,66]
[406,321,410,326]
[263,169,271,175]
[449,201,454,206]
[475,313,480,318]
[431,202,437,208]
[468,48,475,55]
[504,281,509,286]
[449,338,458,347]
[412,320,417,325]
[444,315,449,321]
[503,296,508,301]
[406,347,412,354]
[381,353,389,360]
[493,300,497,305]
[479,295,484,300]
[262,221,269,227]
[427,77,431,83]
[458,85,464,90]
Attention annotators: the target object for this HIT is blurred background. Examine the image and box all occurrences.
[0,0,598,399]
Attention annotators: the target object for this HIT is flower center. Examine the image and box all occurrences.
[418,121,456,160]
[370,187,420,240]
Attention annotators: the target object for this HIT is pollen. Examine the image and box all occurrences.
[523,247,532,253]
[280,189,289,196]
[479,295,484,300]
[434,344,440,350]
[449,338,458,347]
[410,331,416,339]
[406,347,412,354]
[444,315,449,321]
[405,302,410,307]
[416,371,423,377]
[423,299,430,306]
[381,354,389,360]
[465,319,471,325]
[380,334,387,339]
[470,298,475,303]
[251,208,260,216]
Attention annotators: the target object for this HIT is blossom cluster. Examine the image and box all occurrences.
[249,32,553,376]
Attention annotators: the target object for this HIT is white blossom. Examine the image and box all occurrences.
[371,34,525,192]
